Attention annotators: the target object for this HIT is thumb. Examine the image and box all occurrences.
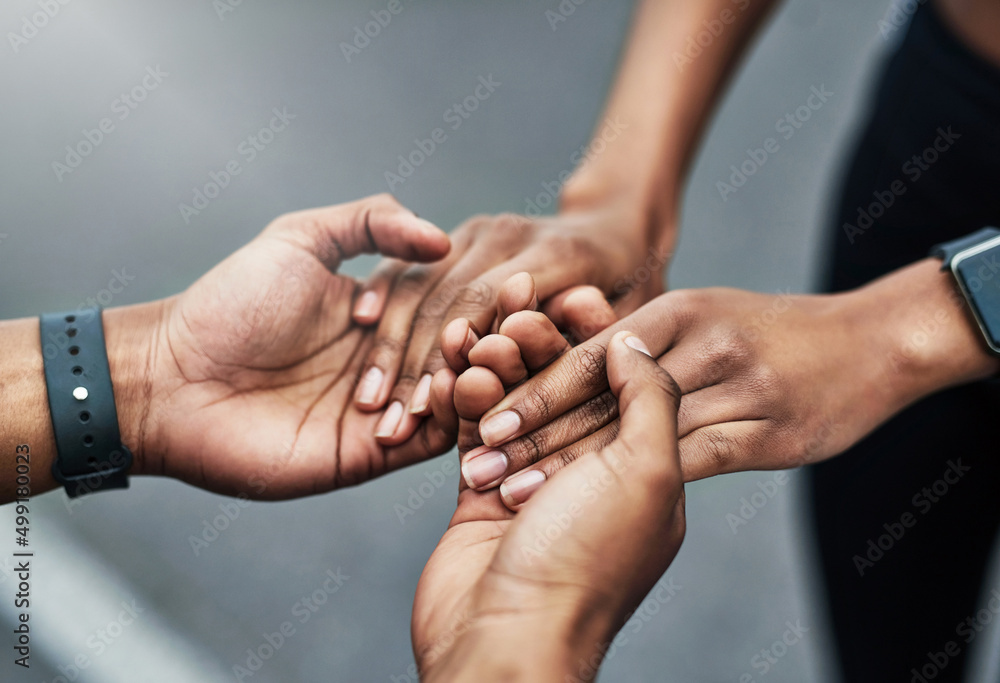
[264,193,450,271]
[606,330,681,469]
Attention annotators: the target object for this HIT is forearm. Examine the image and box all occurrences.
[561,0,780,250]
[0,304,160,504]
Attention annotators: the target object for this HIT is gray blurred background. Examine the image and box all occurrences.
[0,0,906,680]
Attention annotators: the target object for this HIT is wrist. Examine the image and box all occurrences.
[423,613,599,683]
[103,300,170,477]
[559,173,678,259]
[853,258,1000,408]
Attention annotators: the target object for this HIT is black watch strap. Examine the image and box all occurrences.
[40,309,132,497]
[930,227,1000,269]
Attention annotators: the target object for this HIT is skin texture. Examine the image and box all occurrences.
[414,333,686,682]
[448,262,999,509]
[0,194,456,503]
[350,0,780,450]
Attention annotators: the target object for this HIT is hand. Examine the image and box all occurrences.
[412,332,686,682]
[350,200,670,447]
[114,194,457,499]
[468,259,1000,502]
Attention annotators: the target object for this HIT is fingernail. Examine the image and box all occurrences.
[357,366,384,405]
[375,401,404,438]
[409,374,433,414]
[461,328,479,358]
[480,410,521,446]
[624,335,652,357]
[500,470,546,507]
[355,291,379,320]
[461,450,509,489]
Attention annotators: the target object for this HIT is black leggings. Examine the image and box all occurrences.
[810,2,1000,682]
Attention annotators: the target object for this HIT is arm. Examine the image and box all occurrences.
[0,306,158,502]
[466,258,998,499]
[559,0,779,254]
[0,195,453,505]
[351,0,782,448]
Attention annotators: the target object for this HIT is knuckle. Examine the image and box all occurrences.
[585,390,619,428]
[410,307,443,339]
[571,345,608,392]
[370,336,405,367]
[522,382,555,424]
[452,281,495,312]
[490,213,534,240]
[698,427,736,473]
[517,432,545,466]
[701,325,756,376]
[393,267,433,297]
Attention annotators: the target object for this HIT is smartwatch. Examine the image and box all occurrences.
[930,227,1000,355]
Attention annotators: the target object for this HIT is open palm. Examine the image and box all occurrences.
[138,195,454,499]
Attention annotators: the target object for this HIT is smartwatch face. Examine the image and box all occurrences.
[952,238,1000,353]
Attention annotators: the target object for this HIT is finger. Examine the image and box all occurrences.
[461,388,618,492]
[354,263,441,410]
[498,311,571,371]
[439,319,480,375]
[497,420,619,509]
[479,295,681,448]
[498,332,681,508]
[265,193,450,271]
[676,383,767,438]
[467,335,528,387]
[606,331,681,457]
[398,243,608,423]
[453,366,506,420]
[353,259,406,325]
[678,420,772,482]
[429,368,459,440]
[496,272,538,327]
[355,227,477,413]
[545,285,618,343]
